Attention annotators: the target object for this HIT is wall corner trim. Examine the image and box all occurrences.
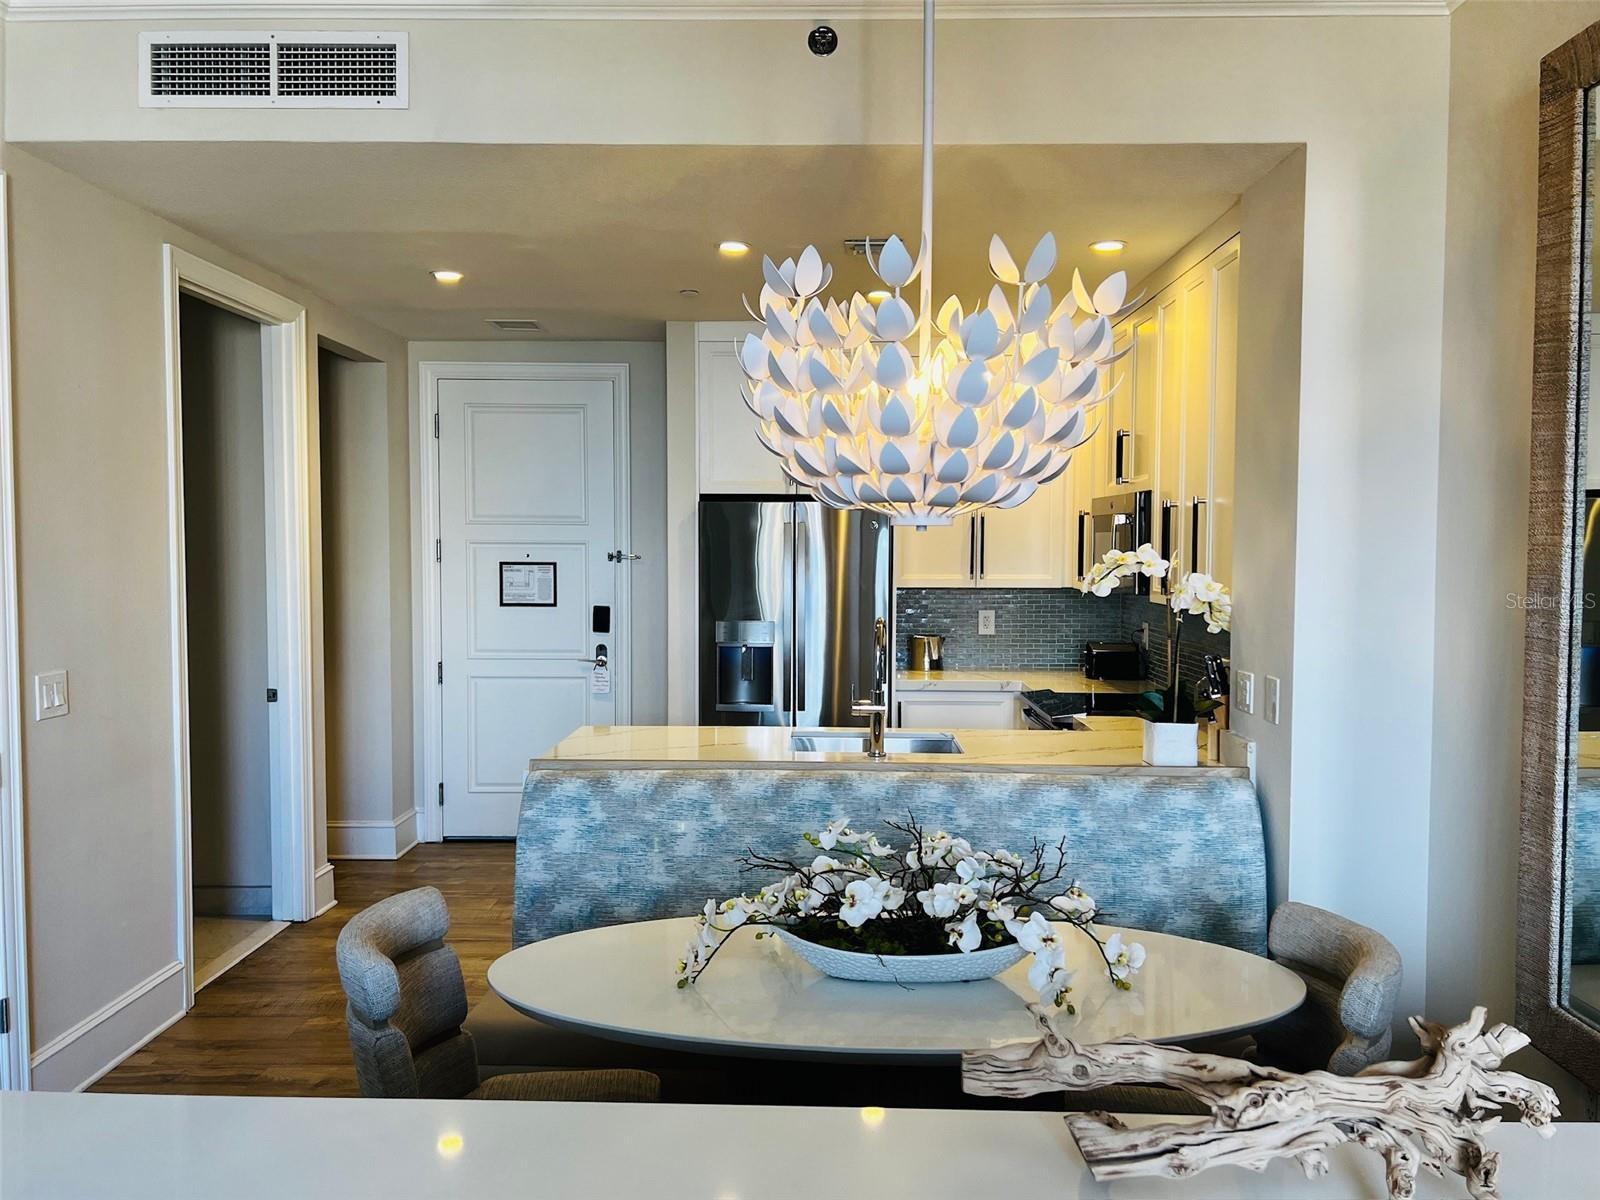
[27,960,184,1092]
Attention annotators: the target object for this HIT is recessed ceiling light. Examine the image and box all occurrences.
[866,289,891,302]
[679,288,701,297]
[431,269,465,284]
[1088,240,1127,254]
[718,240,751,257]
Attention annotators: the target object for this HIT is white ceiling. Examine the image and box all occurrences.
[28,140,1294,340]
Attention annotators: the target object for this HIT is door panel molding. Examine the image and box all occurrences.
[417,361,631,843]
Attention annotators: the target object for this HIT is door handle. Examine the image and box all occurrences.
[1190,497,1207,574]
[551,654,607,668]
[1114,429,1131,484]
[794,519,809,717]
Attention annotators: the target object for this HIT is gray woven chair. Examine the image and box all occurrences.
[1060,902,1401,1115]
[1254,900,1403,1075]
[335,886,659,1102]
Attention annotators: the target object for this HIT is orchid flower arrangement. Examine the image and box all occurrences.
[675,814,1144,1011]
[1079,542,1232,723]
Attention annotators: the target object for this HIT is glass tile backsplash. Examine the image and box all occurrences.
[895,586,1231,691]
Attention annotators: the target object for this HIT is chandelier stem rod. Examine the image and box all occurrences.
[918,0,934,366]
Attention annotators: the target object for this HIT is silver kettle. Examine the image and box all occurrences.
[907,633,945,672]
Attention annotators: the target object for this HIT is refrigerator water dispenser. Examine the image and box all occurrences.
[715,620,776,712]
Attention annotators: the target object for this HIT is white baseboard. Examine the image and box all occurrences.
[193,884,273,918]
[29,960,185,1092]
[313,861,337,916]
[328,810,419,860]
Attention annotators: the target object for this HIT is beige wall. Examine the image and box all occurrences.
[1234,149,1306,907]
[407,341,669,730]
[182,296,272,913]
[4,144,407,1089]
[320,350,416,859]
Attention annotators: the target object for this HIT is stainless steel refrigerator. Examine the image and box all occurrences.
[699,497,892,727]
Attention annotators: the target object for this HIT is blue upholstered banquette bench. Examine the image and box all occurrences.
[510,765,1269,954]
[467,763,1268,1087]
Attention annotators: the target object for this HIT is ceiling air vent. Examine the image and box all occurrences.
[486,319,544,334]
[140,33,408,109]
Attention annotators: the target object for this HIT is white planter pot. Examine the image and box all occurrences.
[1143,720,1199,767]
[775,930,1026,983]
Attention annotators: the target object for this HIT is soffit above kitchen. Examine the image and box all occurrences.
[22,140,1294,339]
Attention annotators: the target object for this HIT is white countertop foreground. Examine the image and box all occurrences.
[0,1092,1586,1200]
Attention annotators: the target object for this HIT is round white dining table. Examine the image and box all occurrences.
[487,917,1307,1063]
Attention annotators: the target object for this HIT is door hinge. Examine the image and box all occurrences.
[437,660,443,685]
[433,411,440,439]
[435,539,441,563]
[438,782,444,807]
[0,997,9,1035]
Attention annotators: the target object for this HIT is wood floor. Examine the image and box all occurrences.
[94,842,515,1097]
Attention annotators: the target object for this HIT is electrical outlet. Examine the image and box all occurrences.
[1265,675,1282,725]
[1235,669,1255,715]
[35,669,68,721]
[1139,622,1151,650]
[977,609,996,636]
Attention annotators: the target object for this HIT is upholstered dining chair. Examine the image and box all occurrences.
[335,886,659,1102]
[1253,900,1403,1075]
[1058,902,1402,1114]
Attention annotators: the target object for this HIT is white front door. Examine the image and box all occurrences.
[437,365,628,837]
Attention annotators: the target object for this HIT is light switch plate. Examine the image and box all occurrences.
[977,610,996,636]
[1265,675,1282,725]
[1235,669,1255,715]
[35,669,68,721]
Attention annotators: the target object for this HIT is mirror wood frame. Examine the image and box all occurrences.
[1520,19,1600,1091]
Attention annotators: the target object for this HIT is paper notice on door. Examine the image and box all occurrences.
[590,664,611,695]
[500,561,556,607]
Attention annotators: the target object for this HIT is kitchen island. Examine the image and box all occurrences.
[536,723,1237,775]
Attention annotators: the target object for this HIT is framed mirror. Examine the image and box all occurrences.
[1520,21,1600,1090]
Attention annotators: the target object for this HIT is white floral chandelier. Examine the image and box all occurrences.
[735,0,1138,527]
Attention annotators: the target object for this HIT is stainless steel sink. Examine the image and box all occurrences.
[790,730,964,755]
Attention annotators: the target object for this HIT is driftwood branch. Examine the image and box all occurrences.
[961,1005,1559,1200]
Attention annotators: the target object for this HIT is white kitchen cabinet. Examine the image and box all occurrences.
[896,472,1073,590]
[1099,321,1153,494]
[896,515,979,588]
[973,474,1071,588]
[695,323,788,495]
[1109,235,1240,601]
[896,690,1020,730]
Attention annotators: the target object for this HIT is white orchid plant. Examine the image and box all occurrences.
[1079,542,1232,723]
[676,814,1144,1011]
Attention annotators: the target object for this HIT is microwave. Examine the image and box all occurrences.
[1077,491,1152,593]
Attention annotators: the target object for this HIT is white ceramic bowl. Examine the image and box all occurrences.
[776,930,1026,984]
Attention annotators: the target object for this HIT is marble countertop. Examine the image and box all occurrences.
[896,668,1150,694]
[534,724,1234,775]
[2,1091,1591,1200]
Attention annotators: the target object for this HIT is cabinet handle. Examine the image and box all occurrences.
[968,517,976,580]
[1190,496,1207,574]
[1114,429,1131,484]
[1160,499,1176,568]
[1076,510,1089,579]
[979,516,987,579]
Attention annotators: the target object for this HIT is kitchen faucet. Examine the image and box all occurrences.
[852,617,889,759]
